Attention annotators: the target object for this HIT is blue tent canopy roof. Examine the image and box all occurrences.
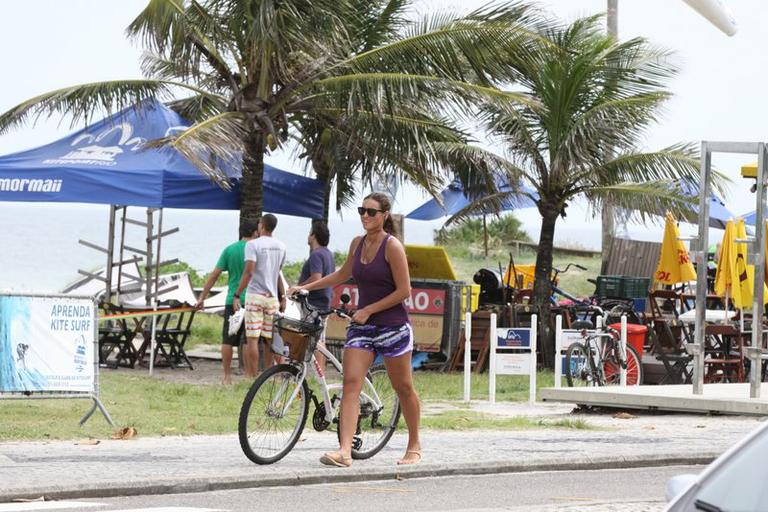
[406,179,538,220]
[0,100,324,218]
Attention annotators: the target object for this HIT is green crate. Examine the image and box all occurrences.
[621,277,651,299]
[596,275,623,298]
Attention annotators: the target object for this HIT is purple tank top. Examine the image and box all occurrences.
[352,235,409,326]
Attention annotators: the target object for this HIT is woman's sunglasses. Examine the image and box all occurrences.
[357,207,385,217]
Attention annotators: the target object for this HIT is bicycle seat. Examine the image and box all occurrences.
[571,320,594,330]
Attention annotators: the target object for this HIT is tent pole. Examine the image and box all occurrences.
[105,205,116,303]
[145,209,153,306]
[116,207,127,301]
[149,209,164,377]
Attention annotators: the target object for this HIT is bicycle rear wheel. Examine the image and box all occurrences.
[239,363,309,464]
[604,344,643,386]
[565,342,594,387]
[348,365,401,460]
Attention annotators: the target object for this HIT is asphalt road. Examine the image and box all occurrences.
[8,464,705,512]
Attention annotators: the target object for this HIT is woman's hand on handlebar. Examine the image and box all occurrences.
[286,286,307,300]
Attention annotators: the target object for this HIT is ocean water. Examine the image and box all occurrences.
[1,201,683,294]
[0,202,447,293]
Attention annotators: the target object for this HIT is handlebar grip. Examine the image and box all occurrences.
[575,264,587,271]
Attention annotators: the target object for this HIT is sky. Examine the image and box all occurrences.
[1,0,767,249]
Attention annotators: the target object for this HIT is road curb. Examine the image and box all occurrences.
[0,452,717,503]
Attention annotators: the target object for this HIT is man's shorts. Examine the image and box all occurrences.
[344,323,413,358]
[245,293,279,339]
[222,304,244,347]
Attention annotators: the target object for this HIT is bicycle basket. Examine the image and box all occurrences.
[274,317,322,361]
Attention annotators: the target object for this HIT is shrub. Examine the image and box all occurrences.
[435,214,529,247]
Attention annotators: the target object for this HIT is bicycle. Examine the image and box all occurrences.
[550,263,641,327]
[238,292,401,465]
[564,304,644,387]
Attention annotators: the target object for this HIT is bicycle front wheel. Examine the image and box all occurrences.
[349,365,401,460]
[604,344,644,386]
[238,363,309,465]
[565,342,594,387]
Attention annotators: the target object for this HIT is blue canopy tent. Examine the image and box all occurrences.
[406,179,537,221]
[0,100,324,302]
[0,100,323,216]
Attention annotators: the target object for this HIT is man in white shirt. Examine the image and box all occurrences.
[233,214,287,376]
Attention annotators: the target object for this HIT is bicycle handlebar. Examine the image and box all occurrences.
[289,291,354,321]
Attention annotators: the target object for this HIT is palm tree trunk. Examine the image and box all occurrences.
[533,207,558,369]
[312,156,334,222]
[240,130,265,228]
[601,204,615,274]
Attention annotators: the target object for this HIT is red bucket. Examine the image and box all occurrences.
[608,323,647,355]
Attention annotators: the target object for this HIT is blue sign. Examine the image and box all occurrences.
[497,328,531,348]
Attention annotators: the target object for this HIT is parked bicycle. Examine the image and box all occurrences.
[238,291,401,465]
[550,263,641,327]
[564,304,644,387]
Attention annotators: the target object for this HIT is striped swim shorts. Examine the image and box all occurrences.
[345,323,413,358]
[244,293,279,339]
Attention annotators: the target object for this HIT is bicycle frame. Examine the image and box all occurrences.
[582,331,623,386]
[272,323,387,427]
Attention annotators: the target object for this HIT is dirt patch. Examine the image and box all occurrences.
[103,343,266,386]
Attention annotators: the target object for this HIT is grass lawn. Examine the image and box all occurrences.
[0,244,602,442]
[0,369,585,441]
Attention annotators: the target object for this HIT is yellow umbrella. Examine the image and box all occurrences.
[655,212,696,285]
[715,218,768,309]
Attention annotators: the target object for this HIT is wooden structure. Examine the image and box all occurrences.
[448,310,492,373]
[601,237,660,278]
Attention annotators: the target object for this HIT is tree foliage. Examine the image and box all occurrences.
[0,0,550,225]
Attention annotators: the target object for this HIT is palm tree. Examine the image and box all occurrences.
[0,0,545,227]
[448,15,727,367]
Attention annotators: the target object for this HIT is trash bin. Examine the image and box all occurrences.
[608,323,647,356]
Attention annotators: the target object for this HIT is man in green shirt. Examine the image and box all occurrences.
[196,220,259,384]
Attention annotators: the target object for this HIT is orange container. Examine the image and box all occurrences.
[608,323,647,356]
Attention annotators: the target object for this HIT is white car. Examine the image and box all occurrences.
[665,419,768,511]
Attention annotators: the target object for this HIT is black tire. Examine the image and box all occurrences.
[238,364,309,465]
[343,365,401,460]
[565,342,594,387]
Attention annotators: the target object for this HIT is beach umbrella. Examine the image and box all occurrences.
[654,212,696,285]
[678,180,733,229]
[406,179,537,255]
[714,218,767,309]
[405,179,537,220]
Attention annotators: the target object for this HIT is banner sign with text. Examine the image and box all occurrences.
[0,295,95,393]
[325,283,447,351]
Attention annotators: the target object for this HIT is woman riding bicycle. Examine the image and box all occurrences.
[287,192,422,467]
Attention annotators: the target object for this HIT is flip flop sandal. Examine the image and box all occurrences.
[397,449,422,465]
[320,452,352,467]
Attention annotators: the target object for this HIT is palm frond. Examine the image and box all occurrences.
[580,181,697,224]
[147,111,247,186]
[0,80,181,135]
[127,0,239,85]
[582,144,731,196]
[166,94,228,122]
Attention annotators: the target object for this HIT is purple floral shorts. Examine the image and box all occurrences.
[345,323,413,358]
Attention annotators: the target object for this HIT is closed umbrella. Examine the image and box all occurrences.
[654,212,696,285]
[714,219,767,309]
